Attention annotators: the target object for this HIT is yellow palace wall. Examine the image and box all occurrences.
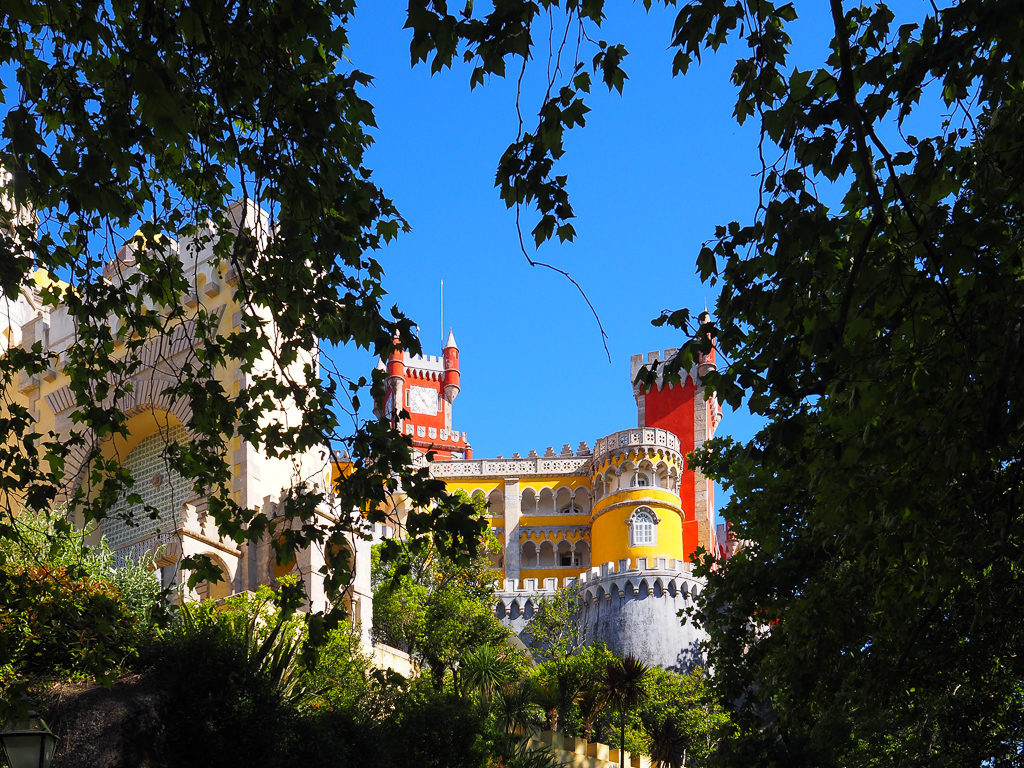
[433,431,688,588]
[2,200,342,614]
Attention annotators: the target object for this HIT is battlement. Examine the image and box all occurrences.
[431,454,588,478]
[493,558,705,633]
[6,201,256,359]
[403,353,446,376]
[630,348,705,391]
[497,557,695,595]
[402,422,468,444]
[430,441,596,478]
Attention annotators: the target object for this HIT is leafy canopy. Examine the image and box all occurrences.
[400,1,1024,766]
[0,0,480,633]
[372,491,508,690]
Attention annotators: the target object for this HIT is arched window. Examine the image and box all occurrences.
[628,507,659,547]
[105,422,192,551]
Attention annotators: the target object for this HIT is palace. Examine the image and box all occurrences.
[2,197,726,670]
[0,201,375,641]
[383,332,726,669]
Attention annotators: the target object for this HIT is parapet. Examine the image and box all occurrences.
[431,440,596,478]
[574,557,701,601]
[493,557,705,625]
[497,557,698,595]
[590,427,682,466]
[403,353,445,378]
[402,422,469,444]
[630,348,704,391]
[431,453,589,478]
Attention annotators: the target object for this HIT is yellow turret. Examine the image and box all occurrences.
[588,428,686,566]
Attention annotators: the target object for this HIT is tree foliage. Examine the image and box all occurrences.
[0,0,480,636]
[372,493,509,689]
[639,666,733,768]
[401,1,1024,766]
[523,581,582,664]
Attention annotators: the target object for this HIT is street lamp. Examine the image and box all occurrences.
[0,711,58,768]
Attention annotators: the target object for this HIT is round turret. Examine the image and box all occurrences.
[386,338,406,381]
[384,336,406,423]
[588,428,687,567]
[696,310,717,378]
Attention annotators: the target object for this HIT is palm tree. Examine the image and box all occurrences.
[646,716,687,768]
[494,678,545,735]
[604,654,649,768]
[575,683,609,743]
[462,644,516,714]
[529,659,583,733]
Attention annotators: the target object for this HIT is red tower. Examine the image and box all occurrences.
[380,330,471,461]
[631,323,722,559]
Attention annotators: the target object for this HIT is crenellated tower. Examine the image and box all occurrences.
[630,326,721,559]
[380,330,471,461]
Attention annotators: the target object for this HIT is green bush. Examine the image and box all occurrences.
[0,563,145,682]
[0,508,163,703]
[0,507,164,627]
[153,609,305,767]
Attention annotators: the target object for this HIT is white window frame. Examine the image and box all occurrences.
[628,507,659,547]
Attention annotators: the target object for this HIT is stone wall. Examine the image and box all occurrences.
[496,557,707,671]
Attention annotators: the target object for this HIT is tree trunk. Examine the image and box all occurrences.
[547,707,558,733]
[620,710,626,768]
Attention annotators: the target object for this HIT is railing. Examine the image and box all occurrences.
[591,427,681,461]
[430,456,589,477]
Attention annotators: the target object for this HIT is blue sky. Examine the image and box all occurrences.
[328,1,943,515]
[334,4,768,483]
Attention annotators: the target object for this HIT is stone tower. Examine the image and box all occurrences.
[630,334,721,557]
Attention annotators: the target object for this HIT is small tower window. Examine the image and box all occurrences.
[631,472,651,488]
[628,507,659,548]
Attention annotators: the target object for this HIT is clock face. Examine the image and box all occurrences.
[407,385,438,415]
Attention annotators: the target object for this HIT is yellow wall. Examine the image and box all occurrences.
[520,567,586,582]
[435,436,690,587]
[590,496,685,566]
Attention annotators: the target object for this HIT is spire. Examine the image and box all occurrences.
[442,328,460,403]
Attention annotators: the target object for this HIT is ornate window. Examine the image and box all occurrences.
[628,507,659,547]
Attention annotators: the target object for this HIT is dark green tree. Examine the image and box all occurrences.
[523,580,582,664]
[605,654,649,768]
[401,2,1024,765]
[0,0,481,663]
[639,666,733,768]
[372,492,510,690]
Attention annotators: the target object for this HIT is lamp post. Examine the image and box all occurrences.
[0,711,58,768]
